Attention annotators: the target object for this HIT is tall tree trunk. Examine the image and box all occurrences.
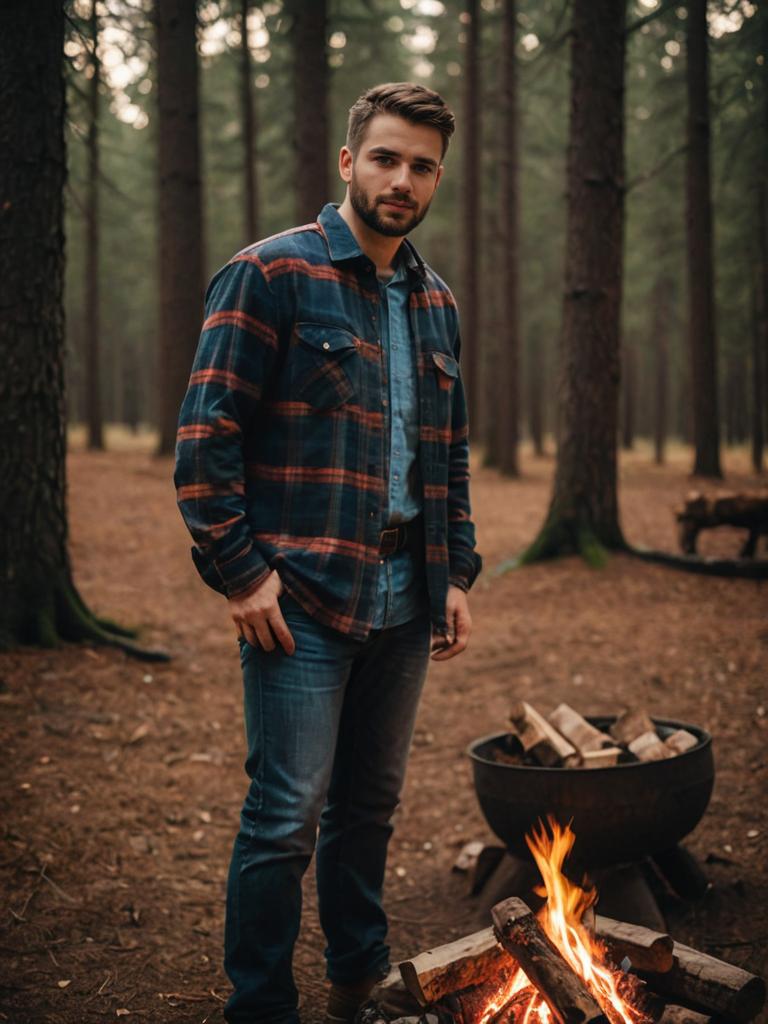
[651,272,672,466]
[0,1,153,655]
[461,0,481,427]
[498,0,520,476]
[155,0,205,456]
[290,0,329,223]
[528,332,545,456]
[621,341,635,450]
[85,0,103,450]
[754,10,768,474]
[240,0,258,242]
[522,0,627,566]
[686,0,721,476]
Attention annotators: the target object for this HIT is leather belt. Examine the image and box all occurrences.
[379,517,421,557]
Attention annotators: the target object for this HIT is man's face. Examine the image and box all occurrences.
[339,113,444,237]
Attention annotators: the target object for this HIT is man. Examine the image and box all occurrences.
[174,82,482,1024]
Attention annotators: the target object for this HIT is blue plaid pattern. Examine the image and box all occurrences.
[174,204,481,641]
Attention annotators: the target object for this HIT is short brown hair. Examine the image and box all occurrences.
[346,82,455,159]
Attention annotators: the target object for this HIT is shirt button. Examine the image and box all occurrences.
[379,558,385,565]
[322,341,330,350]
[382,398,389,407]
[393,474,400,481]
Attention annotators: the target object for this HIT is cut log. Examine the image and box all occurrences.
[628,730,668,762]
[369,966,423,1017]
[593,915,673,973]
[548,704,615,755]
[664,729,699,756]
[656,1004,711,1024]
[580,747,622,768]
[491,896,609,1024]
[399,926,509,1007]
[610,708,656,746]
[510,701,579,767]
[640,941,766,1023]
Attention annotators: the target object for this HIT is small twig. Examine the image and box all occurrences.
[47,946,61,968]
[40,865,78,905]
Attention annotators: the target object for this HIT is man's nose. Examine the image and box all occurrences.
[391,165,412,192]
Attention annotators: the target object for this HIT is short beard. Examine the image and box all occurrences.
[349,177,431,237]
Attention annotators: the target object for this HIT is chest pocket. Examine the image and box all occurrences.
[290,323,360,411]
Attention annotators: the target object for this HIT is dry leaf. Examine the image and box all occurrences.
[57,979,71,989]
[127,722,150,744]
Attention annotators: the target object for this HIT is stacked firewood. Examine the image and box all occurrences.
[490,703,699,769]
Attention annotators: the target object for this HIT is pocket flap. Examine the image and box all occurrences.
[431,350,459,378]
[295,322,358,354]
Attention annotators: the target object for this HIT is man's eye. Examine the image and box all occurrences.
[413,164,431,174]
[375,155,393,165]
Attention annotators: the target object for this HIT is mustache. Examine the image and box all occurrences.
[377,195,417,209]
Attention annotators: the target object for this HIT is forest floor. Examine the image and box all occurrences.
[1,434,767,1024]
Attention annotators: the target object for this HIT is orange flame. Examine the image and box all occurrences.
[476,818,650,1024]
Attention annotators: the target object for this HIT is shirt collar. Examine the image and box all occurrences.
[318,203,427,282]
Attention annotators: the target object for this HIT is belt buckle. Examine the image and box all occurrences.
[379,526,400,557]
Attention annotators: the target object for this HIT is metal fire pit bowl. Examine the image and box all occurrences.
[468,716,714,869]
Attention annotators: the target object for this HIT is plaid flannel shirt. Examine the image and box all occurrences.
[174,204,482,641]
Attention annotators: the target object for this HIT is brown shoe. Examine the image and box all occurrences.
[324,976,381,1024]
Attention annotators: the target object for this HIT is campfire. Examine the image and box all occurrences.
[360,819,766,1024]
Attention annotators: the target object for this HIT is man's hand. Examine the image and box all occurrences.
[430,584,471,661]
[228,569,296,655]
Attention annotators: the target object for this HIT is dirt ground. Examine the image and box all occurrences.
[1,435,766,1024]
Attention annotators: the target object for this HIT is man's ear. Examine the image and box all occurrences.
[339,145,353,184]
[434,164,444,190]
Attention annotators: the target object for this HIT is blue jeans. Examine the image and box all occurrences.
[224,593,432,1023]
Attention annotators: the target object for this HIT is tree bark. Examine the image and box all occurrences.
[461,0,481,428]
[754,9,768,474]
[521,0,627,565]
[498,0,520,476]
[155,0,205,456]
[686,0,721,477]
[85,0,103,450]
[528,332,545,456]
[289,0,329,224]
[621,341,635,450]
[240,0,258,243]
[0,2,161,657]
[652,272,672,465]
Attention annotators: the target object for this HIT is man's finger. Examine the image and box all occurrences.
[267,607,296,656]
[253,616,277,651]
[242,621,260,648]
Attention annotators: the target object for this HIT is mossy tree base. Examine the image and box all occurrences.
[517,511,628,570]
[1,571,170,662]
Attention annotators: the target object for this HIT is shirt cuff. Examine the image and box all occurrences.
[191,540,271,598]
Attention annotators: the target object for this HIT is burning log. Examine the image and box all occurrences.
[491,896,609,1024]
[509,701,579,767]
[593,915,674,973]
[640,942,766,1024]
[399,926,509,1007]
[656,1006,712,1024]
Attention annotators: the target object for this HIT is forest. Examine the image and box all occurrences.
[0,1,766,1023]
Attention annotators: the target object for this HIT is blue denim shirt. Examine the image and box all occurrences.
[370,256,428,630]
